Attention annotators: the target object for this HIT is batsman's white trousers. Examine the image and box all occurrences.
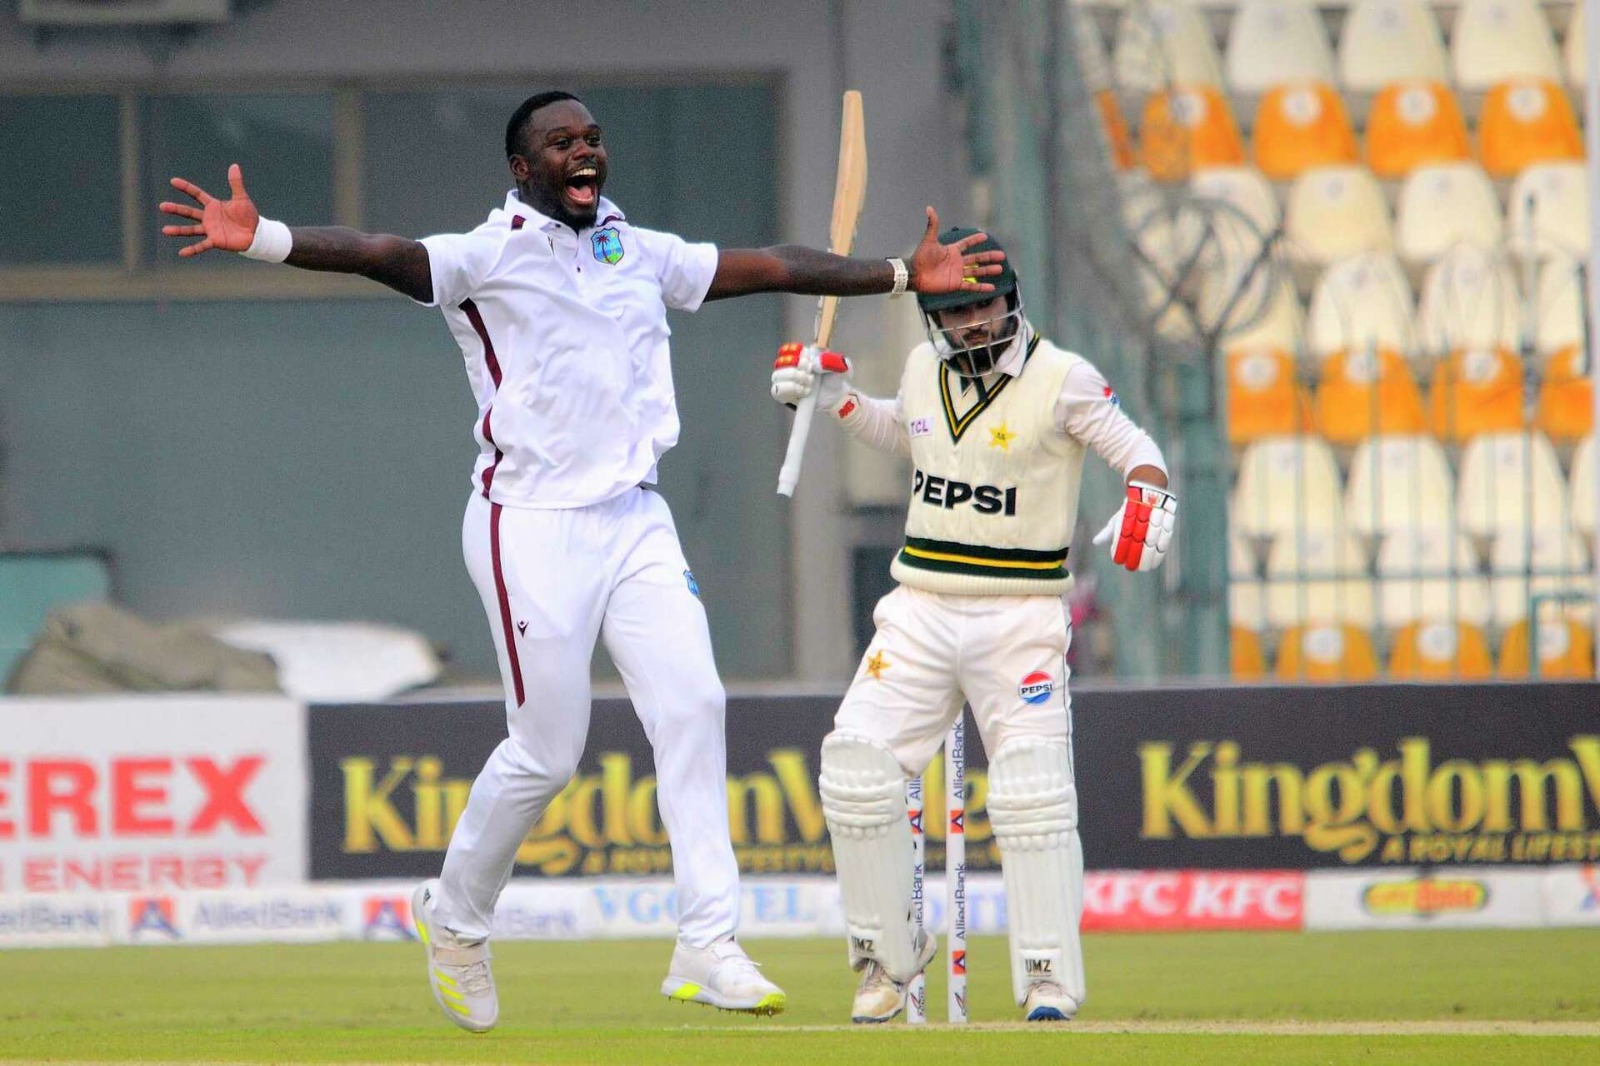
[835,584,1074,770]
[434,488,740,946]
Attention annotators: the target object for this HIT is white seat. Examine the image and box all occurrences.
[1568,5,1588,87]
[1506,163,1591,262]
[1489,525,1592,626]
[1451,0,1563,91]
[1190,165,1282,240]
[1233,434,1343,542]
[1265,527,1377,628]
[1534,258,1585,359]
[1113,1,1224,93]
[1345,433,1456,537]
[1417,245,1522,357]
[1307,251,1419,359]
[1338,0,1450,92]
[1458,430,1571,538]
[1229,536,1268,631]
[1376,525,1492,627]
[1285,165,1394,269]
[1215,273,1307,352]
[1226,0,1337,93]
[1573,435,1596,539]
[1395,163,1504,267]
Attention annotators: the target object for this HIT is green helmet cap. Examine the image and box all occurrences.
[915,227,1018,314]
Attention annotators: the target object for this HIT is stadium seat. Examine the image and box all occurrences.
[1533,258,1585,359]
[1345,433,1456,538]
[1428,347,1528,442]
[1338,0,1451,92]
[1572,434,1596,538]
[1226,346,1315,444]
[1314,347,1428,445]
[1226,0,1337,94]
[1275,623,1381,681]
[1389,620,1495,678]
[1094,89,1136,171]
[1252,81,1359,181]
[1231,625,1268,678]
[1218,273,1308,353]
[1232,434,1344,542]
[1140,84,1247,181]
[1451,0,1563,91]
[1506,162,1591,262]
[1395,163,1504,267]
[1307,251,1418,360]
[1284,165,1394,269]
[1479,78,1584,178]
[1365,80,1473,179]
[1375,525,1493,628]
[1457,430,1571,538]
[1113,0,1225,93]
[1535,346,1595,443]
[1500,615,1596,677]
[1568,5,1588,87]
[1191,165,1282,244]
[1230,535,1268,632]
[1266,528,1378,629]
[1417,245,1522,356]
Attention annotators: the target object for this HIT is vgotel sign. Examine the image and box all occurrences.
[1139,736,1600,865]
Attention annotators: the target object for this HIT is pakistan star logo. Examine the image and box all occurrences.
[591,227,624,265]
[988,421,1015,451]
[864,650,890,679]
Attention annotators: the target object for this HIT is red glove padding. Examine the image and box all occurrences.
[1092,481,1177,572]
[772,343,851,411]
[774,342,848,373]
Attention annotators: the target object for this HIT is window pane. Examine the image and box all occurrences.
[0,95,121,265]
[142,93,333,267]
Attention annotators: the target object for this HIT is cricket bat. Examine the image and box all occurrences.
[777,90,868,497]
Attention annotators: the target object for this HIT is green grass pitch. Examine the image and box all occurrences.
[2,930,1598,1064]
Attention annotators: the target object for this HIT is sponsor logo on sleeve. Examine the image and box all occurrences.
[909,416,933,438]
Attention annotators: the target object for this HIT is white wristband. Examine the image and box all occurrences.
[886,257,909,297]
[241,217,293,263]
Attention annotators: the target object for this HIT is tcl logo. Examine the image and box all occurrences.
[0,757,267,840]
[1083,871,1304,931]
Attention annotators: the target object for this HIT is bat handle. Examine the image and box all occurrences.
[777,388,818,497]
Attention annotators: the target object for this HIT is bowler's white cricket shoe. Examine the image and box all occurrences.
[850,930,938,1024]
[661,937,787,1015]
[412,880,498,1033]
[1023,979,1077,1022]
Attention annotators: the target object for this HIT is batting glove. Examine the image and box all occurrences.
[1092,481,1178,572]
[771,342,852,413]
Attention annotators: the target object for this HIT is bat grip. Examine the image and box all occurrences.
[777,388,818,497]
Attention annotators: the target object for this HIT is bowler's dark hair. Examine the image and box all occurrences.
[505,91,583,159]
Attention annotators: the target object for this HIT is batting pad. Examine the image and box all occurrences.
[987,738,1087,1012]
[818,733,922,980]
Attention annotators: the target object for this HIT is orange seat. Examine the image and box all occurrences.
[1499,617,1596,677]
[1428,347,1527,442]
[1140,84,1246,182]
[1314,347,1427,445]
[1231,626,1267,680]
[1095,89,1135,172]
[1535,346,1595,442]
[1276,624,1381,682]
[1253,81,1359,181]
[1389,621,1494,679]
[1479,78,1584,178]
[1365,80,1472,179]
[1226,347,1315,445]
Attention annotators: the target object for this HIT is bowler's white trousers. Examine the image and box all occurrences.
[434,488,740,945]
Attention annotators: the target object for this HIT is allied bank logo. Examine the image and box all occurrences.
[129,897,181,940]
[908,807,924,834]
[591,227,624,265]
[951,948,967,975]
[683,569,700,598]
[1018,671,1055,704]
[1580,865,1600,912]
[363,897,416,941]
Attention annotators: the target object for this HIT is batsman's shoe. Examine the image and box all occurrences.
[850,930,938,1024]
[1023,979,1077,1022]
[411,881,498,1033]
[661,937,786,1015]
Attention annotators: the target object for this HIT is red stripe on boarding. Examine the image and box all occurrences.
[489,502,525,708]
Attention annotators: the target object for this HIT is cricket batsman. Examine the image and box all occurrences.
[770,228,1175,1023]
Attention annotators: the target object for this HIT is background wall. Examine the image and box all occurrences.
[0,0,968,681]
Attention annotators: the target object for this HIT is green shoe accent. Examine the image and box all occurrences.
[670,983,702,1001]
[753,991,787,1015]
